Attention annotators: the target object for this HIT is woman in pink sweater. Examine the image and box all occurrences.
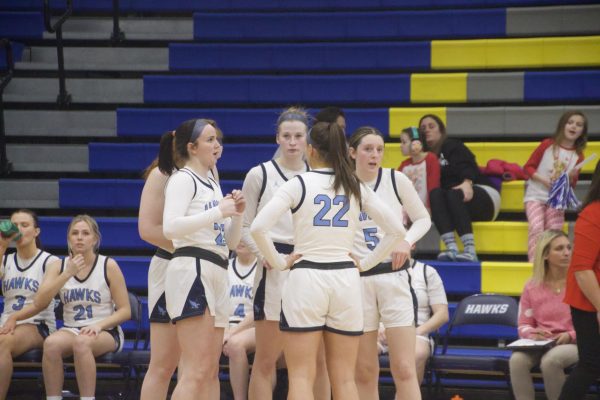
[509,230,578,400]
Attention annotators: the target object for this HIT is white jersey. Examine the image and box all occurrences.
[1,250,58,328]
[243,160,309,251]
[59,254,115,328]
[227,257,257,324]
[353,168,430,260]
[164,167,229,259]
[403,260,448,327]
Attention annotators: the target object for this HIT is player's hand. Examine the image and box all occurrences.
[391,240,411,270]
[0,316,17,335]
[230,190,246,214]
[284,253,302,270]
[219,196,238,218]
[80,324,102,337]
[65,254,86,277]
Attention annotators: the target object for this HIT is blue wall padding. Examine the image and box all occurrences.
[112,256,150,291]
[426,260,481,295]
[38,216,150,250]
[524,70,600,102]
[144,75,410,105]
[59,178,144,209]
[170,42,430,72]
[117,108,390,139]
[0,12,43,39]
[193,10,504,41]
[1,0,596,11]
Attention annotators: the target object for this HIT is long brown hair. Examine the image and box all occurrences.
[552,110,587,155]
[309,122,361,203]
[10,209,42,248]
[418,114,447,155]
[348,126,385,169]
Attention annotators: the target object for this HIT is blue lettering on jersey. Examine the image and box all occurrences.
[229,284,252,300]
[204,200,220,211]
[359,211,372,222]
[61,288,101,304]
[2,277,40,293]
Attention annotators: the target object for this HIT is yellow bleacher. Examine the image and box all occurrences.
[410,73,467,103]
[480,261,533,296]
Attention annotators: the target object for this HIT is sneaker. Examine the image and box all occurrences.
[437,250,457,261]
[455,252,479,262]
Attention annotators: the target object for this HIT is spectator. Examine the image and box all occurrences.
[559,160,600,400]
[510,230,577,400]
[523,111,587,262]
[420,114,500,262]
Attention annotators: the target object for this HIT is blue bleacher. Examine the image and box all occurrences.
[58,179,243,209]
[440,303,518,339]
[0,41,23,70]
[170,42,430,72]
[0,12,44,40]
[426,261,481,296]
[116,108,389,138]
[524,70,600,102]
[89,142,278,174]
[2,0,595,12]
[144,75,411,105]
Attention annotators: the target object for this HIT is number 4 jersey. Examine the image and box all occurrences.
[59,254,115,328]
[227,257,257,325]
[0,250,58,328]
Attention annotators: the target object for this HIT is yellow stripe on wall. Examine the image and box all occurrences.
[431,36,600,70]
[481,262,532,296]
[410,73,467,103]
[389,107,446,138]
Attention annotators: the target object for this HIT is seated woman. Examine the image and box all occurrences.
[378,259,449,383]
[420,114,500,262]
[509,230,577,400]
[224,241,258,400]
[0,210,59,400]
[0,214,130,400]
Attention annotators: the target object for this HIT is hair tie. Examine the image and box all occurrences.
[411,127,420,141]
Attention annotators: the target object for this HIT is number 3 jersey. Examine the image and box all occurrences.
[59,254,115,328]
[0,251,58,328]
[227,257,257,324]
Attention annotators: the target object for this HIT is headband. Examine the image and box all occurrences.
[410,127,420,141]
[189,119,209,143]
[277,112,309,127]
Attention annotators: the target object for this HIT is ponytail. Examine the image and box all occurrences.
[158,130,176,176]
[310,122,361,204]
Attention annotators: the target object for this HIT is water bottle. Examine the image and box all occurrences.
[0,220,22,241]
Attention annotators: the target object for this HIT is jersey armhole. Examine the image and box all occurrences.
[390,168,402,205]
[178,169,198,199]
[257,163,267,204]
[291,175,306,214]
[41,254,53,274]
[60,258,65,274]
[104,257,110,287]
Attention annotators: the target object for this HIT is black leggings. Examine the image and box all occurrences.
[429,185,496,236]
[558,307,600,400]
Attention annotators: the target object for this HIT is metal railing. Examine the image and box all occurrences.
[0,38,14,176]
[112,0,125,44]
[43,0,73,107]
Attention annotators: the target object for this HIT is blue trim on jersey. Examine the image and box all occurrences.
[253,267,267,321]
[291,175,306,214]
[257,162,268,204]
[103,256,110,287]
[172,258,208,323]
[41,254,53,274]
[280,309,326,332]
[73,254,100,284]
[310,170,334,175]
[149,292,171,323]
[373,167,383,192]
[232,258,257,281]
[390,168,402,205]
[182,167,214,191]
[14,249,44,273]
[405,266,418,327]
[271,159,289,182]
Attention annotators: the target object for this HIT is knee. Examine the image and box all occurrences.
[540,356,564,374]
[509,353,530,374]
[446,189,465,205]
[43,336,64,358]
[185,365,219,386]
[390,359,417,382]
[72,335,94,357]
[0,335,13,353]
[225,337,247,359]
[355,359,379,384]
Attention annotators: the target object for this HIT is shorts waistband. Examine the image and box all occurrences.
[172,246,228,269]
[359,260,410,277]
[274,242,294,254]
[155,248,172,260]
[291,260,356,271]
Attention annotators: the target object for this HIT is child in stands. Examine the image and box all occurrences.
[524,111,587,262]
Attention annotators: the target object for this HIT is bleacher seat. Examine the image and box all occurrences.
[0,11,44,39]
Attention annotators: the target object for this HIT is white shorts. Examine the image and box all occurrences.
[280,261,363,336]
[60,326,124,353]
[148,249,172,323]
[165,249,229,328]
[361,270,415,332]
[253,263,289,321]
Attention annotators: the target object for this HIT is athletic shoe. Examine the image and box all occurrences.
[437,250,457,261]
[455,252,479,262]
